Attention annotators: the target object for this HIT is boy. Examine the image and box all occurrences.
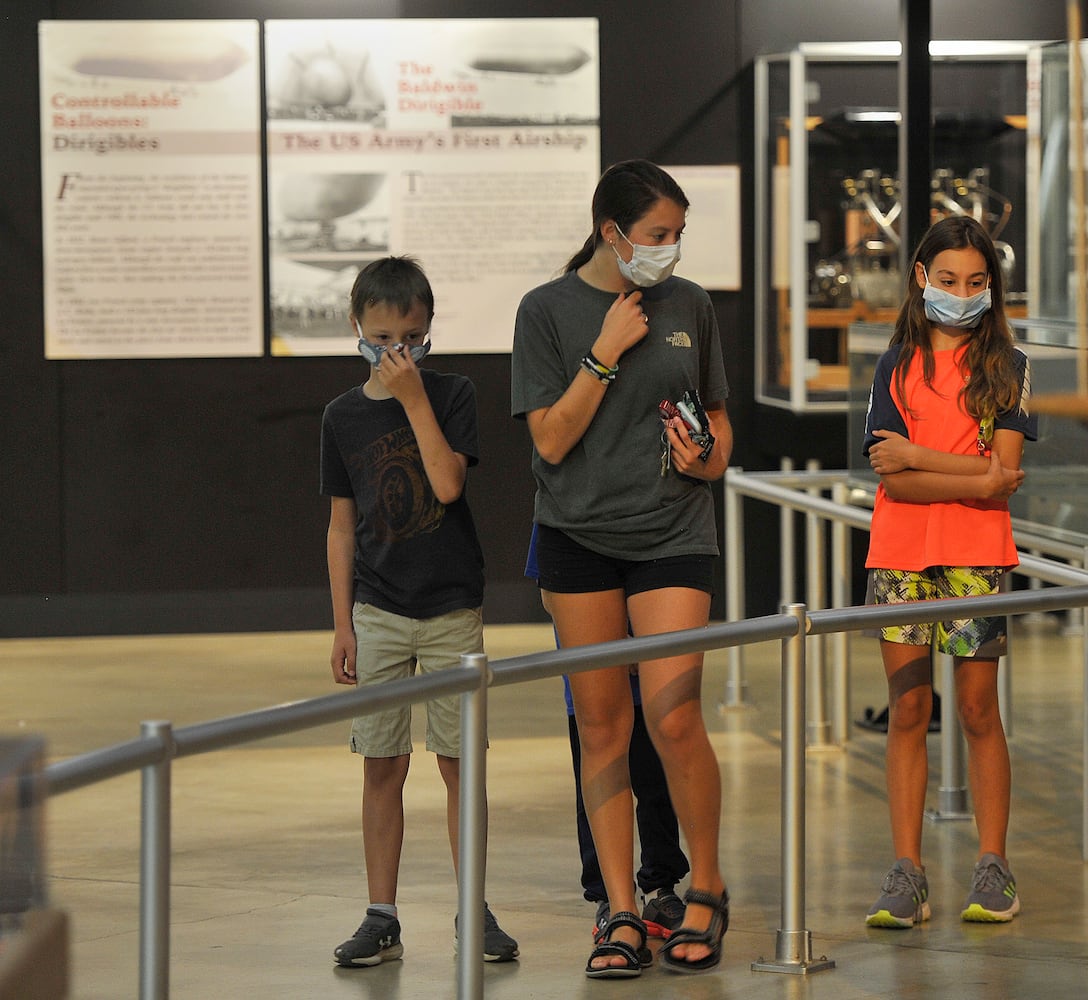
[321,256,518,967]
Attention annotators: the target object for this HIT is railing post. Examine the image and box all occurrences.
[998,572,1013,737]
[805,461,833,748]
[724,467,748,708]
[926,652,972,821]
[830,481,852,744]
[456,653,489,1000]
[139,720,173,1000]
[780,457,796,606]
[752,604,834,975]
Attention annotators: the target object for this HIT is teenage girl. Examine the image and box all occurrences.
[862,215,1037,928]
[511,160,733,977]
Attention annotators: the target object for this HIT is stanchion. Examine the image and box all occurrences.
[723,466,749,708]
[805,460,833,748]
[456,653,490,1000]
[752,604,835,975]
[925,653,972,821]
[139,720,173,1000]
[830,481,853,744]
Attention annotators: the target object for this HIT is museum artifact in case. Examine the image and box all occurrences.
[754,42,1034,412]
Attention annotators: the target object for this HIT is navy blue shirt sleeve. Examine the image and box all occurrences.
[995,350,1039,441]
[863,349,908,456]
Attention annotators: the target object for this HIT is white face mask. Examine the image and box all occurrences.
[612,224,681,287]
[353,319,431,366]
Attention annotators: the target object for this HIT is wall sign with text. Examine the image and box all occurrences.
[264,18,600,356]
[39,20,264,359]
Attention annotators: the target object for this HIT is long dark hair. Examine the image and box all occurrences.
[565,160,689,273]
[890,215,1021,422]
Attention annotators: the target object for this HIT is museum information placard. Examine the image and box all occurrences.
[39,20,263,359]
[265,18,600,355]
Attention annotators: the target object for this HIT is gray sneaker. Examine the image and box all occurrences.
[593,900,610,940]
[334,907,403,967]
[455,903,520,962]
[866,858,931,928]
[641,889,686,933]
[961,853,1021,922]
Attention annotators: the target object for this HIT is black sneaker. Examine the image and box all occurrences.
[334,907,403,967]
[642,889,686,935]
[454,903,520,962]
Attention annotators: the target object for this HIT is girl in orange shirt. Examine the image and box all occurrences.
[862,216,1036,929]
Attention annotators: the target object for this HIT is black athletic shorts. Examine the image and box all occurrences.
[534,523,715,597]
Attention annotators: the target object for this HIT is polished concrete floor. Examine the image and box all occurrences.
[2,617,1088,999]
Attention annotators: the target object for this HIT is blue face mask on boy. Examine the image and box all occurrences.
[921,268,992,329]
[353,319,431,366]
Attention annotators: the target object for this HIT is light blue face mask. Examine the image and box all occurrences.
[921,268,992,329]
[353,319,431,366]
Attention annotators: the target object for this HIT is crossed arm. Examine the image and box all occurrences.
[868,428,1025,503]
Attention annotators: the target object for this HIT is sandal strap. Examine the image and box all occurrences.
[590,939,640,962]
[660,890,730,974]
[660,926,713,952]
[683,887,730,917]
[604,909,644,944]
[600,910,647,947]
[586,937,642,976]
[663,888,730,950]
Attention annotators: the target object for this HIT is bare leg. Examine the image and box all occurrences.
[880,640,933,866]
[628,587,724,965]
[362,754,411,903]
[436,754,462,878]
[547,588,639,972]
[953,657,1009,859]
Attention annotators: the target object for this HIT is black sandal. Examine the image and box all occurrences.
[659,887,730,974]
[585,911,648,979]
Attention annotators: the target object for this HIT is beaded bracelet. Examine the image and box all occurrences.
[580,351,618,383]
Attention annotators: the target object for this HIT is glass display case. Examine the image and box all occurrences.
[1030,39,1088,328]
[755,42,1034,412]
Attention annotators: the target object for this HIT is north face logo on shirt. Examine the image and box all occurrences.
[666,331,692,347]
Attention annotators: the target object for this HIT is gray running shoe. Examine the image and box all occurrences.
[642,889,686,932]
[334,907,403,967]
[593,900,610,940]
[455,903,520,962]
[865,858,931,928]
[961,853,1021,922]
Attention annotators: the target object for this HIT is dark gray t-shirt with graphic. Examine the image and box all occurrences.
[321,370,484,618]
[511,270,729,560]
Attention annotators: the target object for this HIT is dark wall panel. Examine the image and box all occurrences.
[1,2,1066,635]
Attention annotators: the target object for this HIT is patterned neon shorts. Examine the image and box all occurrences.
[867,566,1007,658]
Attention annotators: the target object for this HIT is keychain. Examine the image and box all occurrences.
[658,389,715,476]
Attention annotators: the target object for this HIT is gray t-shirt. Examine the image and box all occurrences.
[511,270,729,560]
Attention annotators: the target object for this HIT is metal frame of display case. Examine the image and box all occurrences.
[754,41,1037,413]
[1030,38,1088,364]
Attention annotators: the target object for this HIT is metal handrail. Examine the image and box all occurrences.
[37,584,1088,996]
[45,668,482,796]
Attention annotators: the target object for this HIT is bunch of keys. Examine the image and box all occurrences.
[658,388,715,476]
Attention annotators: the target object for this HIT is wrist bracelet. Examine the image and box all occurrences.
[586,350,619,375]
[581,351,618,383]
[580,356,613,383]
